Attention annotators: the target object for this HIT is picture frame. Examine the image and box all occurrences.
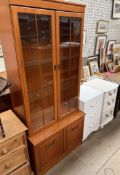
[82,66,90,80]
[88,57,99,75]
[99,48,106,72]
[97,20,109,34]
[107,40,116,55]
[105,60,114,72]
[113,43,120,63]
[83,30,87,45]
[95,35,107,55]
[113,0,120,18]
[115,57,120,65]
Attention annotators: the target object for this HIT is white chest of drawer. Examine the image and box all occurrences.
[84,78,119,127]
[79,85,103,140]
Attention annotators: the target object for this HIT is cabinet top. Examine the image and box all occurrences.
[84,78,119,92]
[0,110,27,144]
[9,0,85,13]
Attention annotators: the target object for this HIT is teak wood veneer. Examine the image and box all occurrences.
[0,0,85,174]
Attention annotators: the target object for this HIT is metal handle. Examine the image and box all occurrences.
[5,163,12,169]
[106,114,109,117]
[71,125,79,131]
[107,102,111,105]
[109,92,112,96]
[46,140,55,149]
[1,148,8,155]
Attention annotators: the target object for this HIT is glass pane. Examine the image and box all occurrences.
[59,16,81,117]
[18,13,54,131]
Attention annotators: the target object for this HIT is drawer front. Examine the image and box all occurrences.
[104,88,118,100]
[9,163,31,175]
[0,134,25,158]
[103,95,116,111]
[101,106,114,126]
[66,118,84,151]
[0,146,28,175]
[39,131,64,170]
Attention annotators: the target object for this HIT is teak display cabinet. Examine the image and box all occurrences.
[0,0,85,174]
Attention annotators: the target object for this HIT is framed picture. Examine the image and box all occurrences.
[105,60,114,72]
[82,66,90,80]
[83,30,87,45]
[97,20,109,34]
[115,57,120,65]
[113,0,120,18]
[88,57,99,75]
[95,35,107,55]
[99,48,106,72]
[107,40,116,55]
[113,43,120,63]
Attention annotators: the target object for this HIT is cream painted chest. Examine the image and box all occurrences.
[80,85,103,140]
[84,78,119,128]
[0,110,33,175]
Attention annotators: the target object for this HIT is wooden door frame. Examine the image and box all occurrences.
[10,6,57,136]
[56,11,84,120]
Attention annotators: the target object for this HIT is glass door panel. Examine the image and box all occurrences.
[17,8,56,131]
[56,12,81,118]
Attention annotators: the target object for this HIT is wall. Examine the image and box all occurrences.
[66,0,120,62]
[0,0,120,72]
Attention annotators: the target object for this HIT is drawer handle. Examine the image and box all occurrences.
[110,111,113,114]
[1,148,8,155]
[107,102,111,106]
[90,105,95,107]
[46,140,55,149]
[71,125,79,131]
[5,163,12,169]
[106,114,109,117]
[112,99,115,103]
[109,92,112,96]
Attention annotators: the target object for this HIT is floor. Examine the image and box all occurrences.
[46,113,120,175]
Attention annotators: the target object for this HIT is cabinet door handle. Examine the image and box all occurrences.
[71,125,79,131]
[54,65,57,71]
[46,140,55,149]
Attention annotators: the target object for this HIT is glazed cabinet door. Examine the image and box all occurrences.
[11,7,57,135]
[56,12,84,119]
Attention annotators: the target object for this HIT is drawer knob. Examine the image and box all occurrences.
[109,92,112,96]
[1,148,8,155]
[5,163,12,169]
[106,114,109,117]
[107,102,111,105]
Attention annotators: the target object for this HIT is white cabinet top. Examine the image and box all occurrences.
[80,84,103,102]
[84,78,118,92]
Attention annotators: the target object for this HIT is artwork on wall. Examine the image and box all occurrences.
[82,66,90,80]
[99,48,106,72]
[95,35,107,55]
[105,60,114,71]
[88,57,99,75]
[113,43,120,63]
[107,40,116,55]
[97,20,109,34]
[113,0,120,18]
[115,57,120,65]
[83,30,87,45]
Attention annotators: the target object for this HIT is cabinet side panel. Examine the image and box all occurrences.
[0,0,25,121]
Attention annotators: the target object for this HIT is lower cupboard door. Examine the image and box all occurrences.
[38,131,64,170]
[66,119,84,151]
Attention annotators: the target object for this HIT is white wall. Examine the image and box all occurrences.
[66,0,120,59]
